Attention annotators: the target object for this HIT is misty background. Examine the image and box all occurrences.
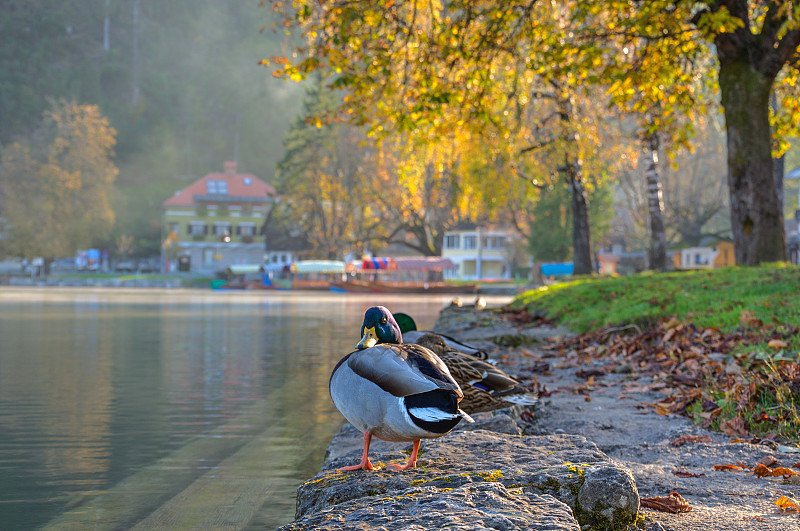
[0,0,302,257]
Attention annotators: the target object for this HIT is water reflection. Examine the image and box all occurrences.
[0,288,509,530]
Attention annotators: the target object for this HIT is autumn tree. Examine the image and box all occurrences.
[276,81,382,258]
[0,100,118,261]
[265,1,612,273]
[586,1,800,264]
[268,1,800,267]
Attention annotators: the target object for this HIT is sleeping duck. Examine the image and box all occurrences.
[392,312,490,360]
[412,332,538,414]
[329,306,474,472]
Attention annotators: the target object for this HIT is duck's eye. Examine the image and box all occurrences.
[380,316,387,325]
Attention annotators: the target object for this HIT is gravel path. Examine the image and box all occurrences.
[435,305,800,530]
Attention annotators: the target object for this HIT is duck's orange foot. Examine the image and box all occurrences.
[388,461,416,471]
[388,439,420,471]
[338,457,376,472]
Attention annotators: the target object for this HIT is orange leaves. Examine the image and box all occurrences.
[753,464,800,479]
[640,491,692,514]
[775,495,800,512]
[713,463,745,471]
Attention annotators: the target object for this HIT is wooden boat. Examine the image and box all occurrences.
[330,279,476,294]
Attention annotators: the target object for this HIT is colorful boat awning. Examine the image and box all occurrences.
[361,257,398,271]
[393,256,456,271]
[350,256,456,272]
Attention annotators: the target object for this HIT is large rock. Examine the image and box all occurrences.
[578,464,640,525]
[281,416,639,530]
[280,482,580,531]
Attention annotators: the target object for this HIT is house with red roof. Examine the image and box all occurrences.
[160,161,277,274]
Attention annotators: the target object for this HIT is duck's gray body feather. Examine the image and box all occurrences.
[329,344,466,442]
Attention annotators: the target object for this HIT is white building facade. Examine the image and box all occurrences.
[441,227,514,280]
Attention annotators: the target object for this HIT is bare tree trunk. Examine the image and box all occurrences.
[643,131,667,270]
[103,0,111,52]
[559,94,593,275]
[567,164,593,275]
[131,0,140,105]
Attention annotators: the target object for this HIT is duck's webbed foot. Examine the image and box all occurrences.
[338,431,377,472]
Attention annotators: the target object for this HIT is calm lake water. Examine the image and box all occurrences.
[0,288,508,530]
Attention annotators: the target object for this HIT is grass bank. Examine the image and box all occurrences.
[511,264,800,442]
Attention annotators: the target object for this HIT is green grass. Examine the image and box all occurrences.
[511,264,800,333]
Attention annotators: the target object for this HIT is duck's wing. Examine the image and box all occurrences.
[439,352,485,383]
[346,344,461,398]
[434,332,489,360]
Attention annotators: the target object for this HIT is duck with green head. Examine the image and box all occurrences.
[329,306,473,472]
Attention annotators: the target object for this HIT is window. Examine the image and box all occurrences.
[483,236,505,249]
[237,224,256,237]
[463,235,477,249]
[188,222,207,235]
[444,234,460,249]
[213,223,231,236]
[206,180,229,195]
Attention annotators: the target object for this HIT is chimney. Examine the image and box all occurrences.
[224,161,237,177]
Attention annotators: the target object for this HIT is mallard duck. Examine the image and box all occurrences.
[329,306,474,472]
[393,312,490,360]
[412,332,538,414]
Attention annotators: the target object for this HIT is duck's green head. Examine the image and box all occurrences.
[357,306,402,349]
[392,312,417,334]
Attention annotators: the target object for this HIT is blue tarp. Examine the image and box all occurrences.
[540,263,573,276]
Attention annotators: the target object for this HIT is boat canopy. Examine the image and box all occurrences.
[226,264,263,275]
[291,260,346,273]
[360,257,398,271]
[262,262,290,272]
[350,256,456,272]
[393,256,456,271]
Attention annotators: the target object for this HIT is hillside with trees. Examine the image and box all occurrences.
[0,0,302,258]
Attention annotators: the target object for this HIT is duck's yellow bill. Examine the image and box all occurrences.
[357,326,378,349]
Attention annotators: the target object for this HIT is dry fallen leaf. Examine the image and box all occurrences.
[740,310,763,328]
[753,463,773,478]
[672,469,705,478]
[759,455,778,467]
[752,464,800,479]
[768,339,788,349]
[775,495,800,512]
[671,434,713,447]
[719,417,749,438]
[771,467,800,478]
[714,464,744,471]
[640,491,692,514]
